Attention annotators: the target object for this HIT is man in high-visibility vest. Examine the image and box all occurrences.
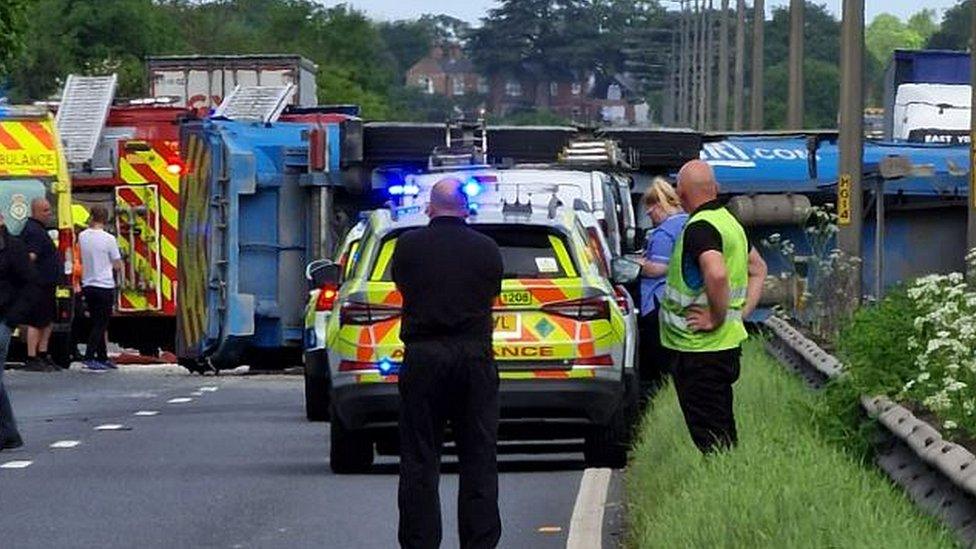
[660,160,767,453]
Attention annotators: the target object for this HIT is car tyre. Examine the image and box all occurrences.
[304,373,331,422]
[330,410,374,474]
[584,395,632,469]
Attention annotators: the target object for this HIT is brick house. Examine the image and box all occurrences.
[405,44,488,98]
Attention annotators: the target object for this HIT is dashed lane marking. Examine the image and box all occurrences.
[167,397,193,404]
[134,410,159,416]
[190,391,203,396]
[199,386,218,392]
[0,460,33,469]
[538,526,563,534]
[94,424,131,431]
[49,440,81,449]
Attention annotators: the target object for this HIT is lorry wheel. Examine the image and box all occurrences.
[584,403,630,469]
[330,412,374,474]
[304,373,331,422]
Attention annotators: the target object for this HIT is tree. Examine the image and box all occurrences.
[764,59,840,129]
[764,2,841,68]
[0,0,30,78]
[866,14,923,68]
[927,1,970,50]
[907,9,938,44]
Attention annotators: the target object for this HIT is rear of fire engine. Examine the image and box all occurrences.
[60,74,191,356]
[0,105,75,364]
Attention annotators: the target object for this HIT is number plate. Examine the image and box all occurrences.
[500,290,532,306]
[493,313,522,340]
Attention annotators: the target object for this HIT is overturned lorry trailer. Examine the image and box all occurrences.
[180,120,701,370]
[700,132,970,299]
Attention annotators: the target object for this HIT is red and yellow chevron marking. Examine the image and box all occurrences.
[177,134,212,355]
[115,186,161,312]
[118,140,180,316]
[0,119,60,177]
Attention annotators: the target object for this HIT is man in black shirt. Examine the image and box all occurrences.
[391,178,504,549]
[0,213,36,450]
[666,160,766,453]
[22,198,60,371]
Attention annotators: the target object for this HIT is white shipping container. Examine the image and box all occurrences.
[147,55,318,110]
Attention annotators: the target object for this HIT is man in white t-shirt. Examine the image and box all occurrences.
[77,205,122,371]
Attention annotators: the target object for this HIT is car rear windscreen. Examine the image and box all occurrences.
[374,225,576,280]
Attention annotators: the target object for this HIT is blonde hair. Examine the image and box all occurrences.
[642,177,681,211]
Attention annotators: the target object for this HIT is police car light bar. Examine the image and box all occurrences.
[388,184,421,196]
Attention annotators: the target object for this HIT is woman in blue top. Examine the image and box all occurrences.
[637,178,688,401]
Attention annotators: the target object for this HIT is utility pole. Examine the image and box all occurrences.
[838,0,864,295]
[705,0,715,129]
[718,0,730,130]
[733,0,745,130]
[666,29,678,126]
[968,0,976,252]
[787,0,804,129]
[750,0,764,130]
[698,0,707,129]
[681,0,690,125]
[691,0,700,128]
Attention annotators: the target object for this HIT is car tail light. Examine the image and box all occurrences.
[541,296,610,322]
[315,284,339,311]
[339,301,401,325]
[570,355,614,367]
[613,285,632,314]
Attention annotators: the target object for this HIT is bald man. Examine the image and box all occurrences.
[659,160,766,454]
[22,198,60,371]
[391,178,503,549]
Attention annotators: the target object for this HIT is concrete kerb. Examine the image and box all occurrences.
[764,317,976,545]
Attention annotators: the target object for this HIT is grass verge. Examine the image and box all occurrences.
[625,340,955,548]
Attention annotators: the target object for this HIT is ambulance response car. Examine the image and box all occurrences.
[314,192,641,473]
[0,105,75,364]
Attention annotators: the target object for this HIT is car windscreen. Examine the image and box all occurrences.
[371,225,578,281]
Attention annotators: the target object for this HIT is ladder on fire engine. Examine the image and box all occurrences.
[56,74,118,168]
[214,85,294,124]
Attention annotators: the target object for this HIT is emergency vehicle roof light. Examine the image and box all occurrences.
[462,179,482,198]
[389,184,420,197]
[0,105,50,118]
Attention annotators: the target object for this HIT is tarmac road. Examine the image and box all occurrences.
[0,366,593,548]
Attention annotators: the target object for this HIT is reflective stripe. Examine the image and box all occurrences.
[660,308,743,331]
[663,285,747,308]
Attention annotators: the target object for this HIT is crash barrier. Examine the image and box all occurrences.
[763,317,976,545]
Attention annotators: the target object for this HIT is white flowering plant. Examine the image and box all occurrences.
[899,258,976,433]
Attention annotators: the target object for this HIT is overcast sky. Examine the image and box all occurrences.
[322,0,962,25]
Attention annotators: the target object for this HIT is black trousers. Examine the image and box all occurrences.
[82,287,114,362]
[637,309,672,402]
[671,348,741,454]
[398,339,501,549]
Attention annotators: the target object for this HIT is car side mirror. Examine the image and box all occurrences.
[306,259,339,288]
[611,257,641,285]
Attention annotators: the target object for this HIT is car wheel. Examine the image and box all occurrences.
[330,410,374,474]
[584,400,630,469]
[304,372,331,422]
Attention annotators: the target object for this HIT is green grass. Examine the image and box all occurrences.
[625,340,956,548]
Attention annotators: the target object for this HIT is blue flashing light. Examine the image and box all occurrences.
[378,358,395,375]
[389,184,405,196]
[462,180,483,198]
[403,184,421,195]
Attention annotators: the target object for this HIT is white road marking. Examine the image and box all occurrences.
[49,440,81,449]
[134,410,159,416]
[94,424,130,431]
[190,391,203,396]
[566,468,612,549]
[0,460,33,469]
[199,386,218,392]
[167,397,193,404]
[538,526,563,534]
